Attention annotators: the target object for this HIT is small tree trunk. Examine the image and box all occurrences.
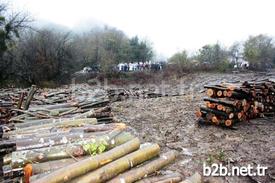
[24,85,37,110]
[31,157,86,175]
[135,173,182,183]
[32,138,140,183]
[69,144,160,183]
[108,150,178,183]
[10,130,134,168]
[9,118,97,135]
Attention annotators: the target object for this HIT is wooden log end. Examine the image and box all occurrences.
[211,116,219,125]
[195,111,202,118]
[24,164,33,183]
[217,90,223,97]
[207,89,214,97]
[229,113,234,119]
[225,120,233,127]
[226,91,233,97]
[217,104,223,111]
[223,90,227,97]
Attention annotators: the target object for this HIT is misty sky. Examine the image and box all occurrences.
[12,0,275,57]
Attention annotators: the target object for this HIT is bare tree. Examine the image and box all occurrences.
[0,1,30,82]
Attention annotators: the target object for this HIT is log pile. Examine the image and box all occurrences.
[196,79,275,127]
[0,85,182,183]
[107,88,181,102]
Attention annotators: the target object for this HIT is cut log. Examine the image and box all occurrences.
[135,173,182,183]
[24,85,37,110]
[31,157,86,175]
[10,118,97,135]
[32,138,140,183]
[206,89,215,97]
[15,132,102,151]
[17,93,25,109]
[74,106,111,119]
[5,129,107,141]
[200,107,228,118]
[69,144,160,183]
[203,98,239,108]
[107,150,178,183]
[10,130,134,168]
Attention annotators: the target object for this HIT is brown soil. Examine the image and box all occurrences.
[111,72,275,183]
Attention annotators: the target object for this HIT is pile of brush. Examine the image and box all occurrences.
[196,79,275,127]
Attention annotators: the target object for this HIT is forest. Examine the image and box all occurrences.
[1,1,275,86]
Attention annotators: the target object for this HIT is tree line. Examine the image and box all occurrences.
[169,35,275,72]
[1,1,275,86]
[0,2,153,86]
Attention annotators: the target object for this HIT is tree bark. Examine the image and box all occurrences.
[23,85,37,110]
[69,144,160,183]
[31,157,86,175]
[32,138,140,183]
[9,118,97,135]
[108,150,178,183]
[135,173,182,183]
[10,130,134,168]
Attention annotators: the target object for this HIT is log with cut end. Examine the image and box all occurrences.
[198,79,275,127]
[107,150,178,183]
[69,144,160,183]
[195,110,207,118]
[204,85,227,91]
[30,138,140,183]
[10,130,134,168]
[211,116,220,125]
[216,90,223,97]
[206,89,215,97]
[204,85,227,98]
[199,107,228,118]
[203,98,239,108]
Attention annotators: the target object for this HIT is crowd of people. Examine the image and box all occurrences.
[116,61,164,72]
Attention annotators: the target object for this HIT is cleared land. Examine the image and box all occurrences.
[111,72,275,183]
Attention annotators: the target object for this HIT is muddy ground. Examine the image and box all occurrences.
[111,72,275,183]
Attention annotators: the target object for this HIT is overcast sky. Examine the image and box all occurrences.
[11,0,275,57]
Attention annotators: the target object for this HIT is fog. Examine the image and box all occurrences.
[12,0,275,57]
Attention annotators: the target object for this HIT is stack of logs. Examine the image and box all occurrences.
[107,87,181,102]
[196,79,275,127]
[0,85,198,183]
[0,86,119,182]
[107,88,163,101]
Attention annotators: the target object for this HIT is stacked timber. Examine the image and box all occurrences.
[107,87,181,101]
[0,85,181,183]
[1,126,179,183]
[196,79,275,127]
